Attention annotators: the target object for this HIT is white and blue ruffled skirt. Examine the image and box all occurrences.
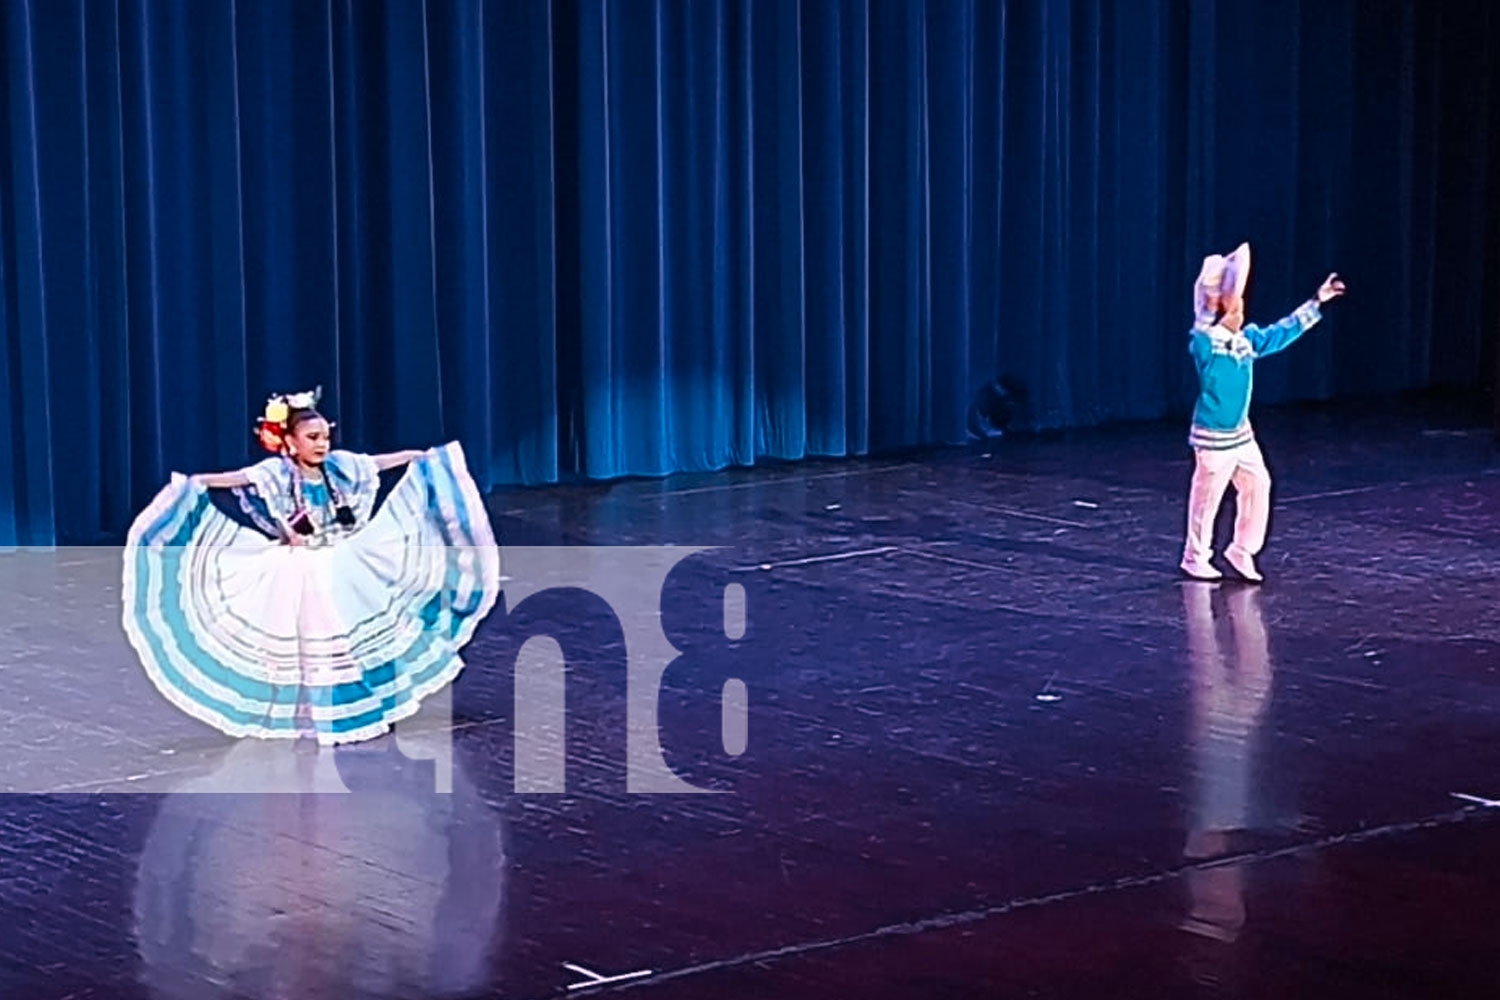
[122,443,499,745]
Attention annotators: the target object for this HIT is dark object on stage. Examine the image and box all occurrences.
[968,375,1026,440]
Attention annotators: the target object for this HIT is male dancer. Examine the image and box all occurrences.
[1181,244,1345,581]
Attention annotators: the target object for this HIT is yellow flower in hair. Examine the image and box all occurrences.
[264,399,289,424]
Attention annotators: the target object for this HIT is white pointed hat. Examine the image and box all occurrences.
[1194,242,1251,321]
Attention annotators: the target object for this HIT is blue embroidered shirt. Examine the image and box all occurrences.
[1188,300,1321,450]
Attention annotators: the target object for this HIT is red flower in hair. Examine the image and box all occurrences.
[257,422,285,454]
[253,388,318,455]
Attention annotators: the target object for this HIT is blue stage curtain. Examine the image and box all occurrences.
[3,0,1498,544]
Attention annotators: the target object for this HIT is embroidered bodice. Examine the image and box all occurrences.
[232,451,381,545]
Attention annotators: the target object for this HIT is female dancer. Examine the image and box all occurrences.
[123,387,500,745]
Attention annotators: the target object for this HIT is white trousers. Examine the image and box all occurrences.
[1183,440,1271,565]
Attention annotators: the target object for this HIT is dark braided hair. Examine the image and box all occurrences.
[284,407,326,436]
[281,408,356,532]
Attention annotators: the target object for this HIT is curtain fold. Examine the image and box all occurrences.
[3,0,1498,544]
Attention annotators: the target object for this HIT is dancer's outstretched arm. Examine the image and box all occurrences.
[372,449,425,471]
[1244,272,1346,357]
[188,467,306,542]
[190,470,253,488]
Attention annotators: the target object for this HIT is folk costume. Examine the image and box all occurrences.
[1182,244,1325,582]
[122,388,499,745]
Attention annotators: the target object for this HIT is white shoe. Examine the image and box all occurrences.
[1180,558,1222,581]
[1224,546,1262,582]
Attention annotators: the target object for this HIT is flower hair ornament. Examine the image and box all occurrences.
[255,386,325,454]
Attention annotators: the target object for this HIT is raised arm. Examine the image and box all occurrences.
[1243,272,1345,358]
[1242,301,1320,358]
[371,449,426,471]
[190,471,253,489]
